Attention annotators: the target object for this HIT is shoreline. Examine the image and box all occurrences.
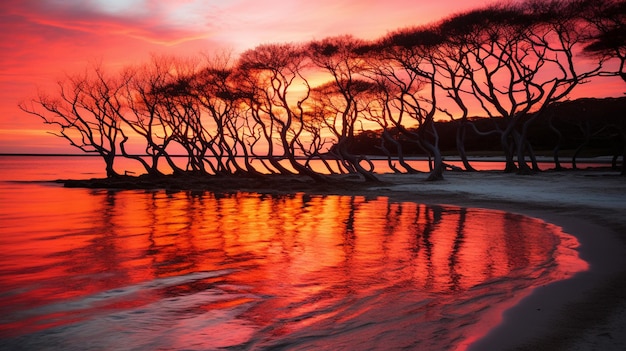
[56,170,626,350]
[371,172,626,350]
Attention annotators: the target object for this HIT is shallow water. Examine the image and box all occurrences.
[0,157,587,350]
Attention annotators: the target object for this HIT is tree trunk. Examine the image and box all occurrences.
[500,128,517,173]
[103,153,118,178]
[338,138,379,182]
[382,130,419,174]
[514,131,533,175]
[422,139,444,181]
[120,137,163,176]
[376,141,402,174]
[548,114,564,170]
[456,123,476,172]
[287,154,328,183]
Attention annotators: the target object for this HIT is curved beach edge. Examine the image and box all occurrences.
[370,171,626,351]
[59,170,626,350]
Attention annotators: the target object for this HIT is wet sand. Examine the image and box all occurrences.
[369,171,626,351]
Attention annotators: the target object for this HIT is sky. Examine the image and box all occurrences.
[0,0,624,154]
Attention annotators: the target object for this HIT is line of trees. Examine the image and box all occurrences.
[20,0,626,180]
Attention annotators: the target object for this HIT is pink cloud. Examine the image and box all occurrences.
[2,0,215,45]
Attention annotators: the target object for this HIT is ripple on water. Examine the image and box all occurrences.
[0,187,587,351]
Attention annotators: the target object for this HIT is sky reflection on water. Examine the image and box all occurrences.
[0,181,587,350]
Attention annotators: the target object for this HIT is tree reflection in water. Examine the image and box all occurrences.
[0,188,586,350]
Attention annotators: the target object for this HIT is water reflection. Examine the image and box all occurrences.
[0,186,586,350]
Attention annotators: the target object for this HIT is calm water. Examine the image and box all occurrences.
[0,156,587,350]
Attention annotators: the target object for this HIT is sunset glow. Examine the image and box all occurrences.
[1,0,623,154]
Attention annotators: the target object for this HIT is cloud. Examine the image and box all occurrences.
[1,0,220,46]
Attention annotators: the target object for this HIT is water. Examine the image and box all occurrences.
[0,155,609,182]
[0,156,587,350]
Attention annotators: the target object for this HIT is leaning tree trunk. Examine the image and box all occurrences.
[376,139,402,174]
[423,140,444,181]
[285,152,328,183]
[338,138,380,182]
[456,122,476,172]
[500,130,517,173]
[518,113,543,175]
[103,152,118,178]
[514,131,533,175]
[548,113,564,171]
[382,130,419,174]
[119,137,163,177]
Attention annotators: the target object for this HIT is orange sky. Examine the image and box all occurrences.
[1,0,624,154]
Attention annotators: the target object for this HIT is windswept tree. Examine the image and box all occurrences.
[370,26,446,180]
[306,36,379,182]
[20,64,129,177]
[150,57,212,174]
[581,0,626,174]
[192,53,263,177]
[439,5,536,173]
[353,73,418,174]
[438,1,604,174]
[235,43,327,181]
[120,57,185,176]
[430,22,483,172]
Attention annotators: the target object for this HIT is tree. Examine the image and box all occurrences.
[437,1,603,174]
[581,0,626,175]
[20,64,128,177]
[192,53,263,177]
[371,26,446,180]
[307,36,380,182]
[235,43,327,181]
[120,57,185,176]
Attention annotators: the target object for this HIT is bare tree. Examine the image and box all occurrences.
[20,64,128,177]
[306,36,380,182]
[580,0,626,174]
[193,53,264,177]
[437,2,603,174]
[150,57,213,174]
[120,57,185,176]
[236,43,327,182]
[430,24,482,172]
[371,27,446,180]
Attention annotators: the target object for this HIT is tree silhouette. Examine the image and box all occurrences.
[581,0,626,174]
[20,64,129,177]
[24,0,623,180]
[235,43,327,182]
[372,26,445,180]
[193,53,263,177]
[120,57,187,176]
[307,36,379,182]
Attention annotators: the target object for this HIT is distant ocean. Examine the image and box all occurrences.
[0,154,612,182]
[0,155,587,350]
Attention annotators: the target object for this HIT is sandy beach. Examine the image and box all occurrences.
[367,170,626,350]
